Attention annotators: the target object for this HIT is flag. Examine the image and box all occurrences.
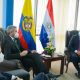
[18,0,36,50]
[40,0,55,48]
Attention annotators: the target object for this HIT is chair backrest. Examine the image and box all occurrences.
[65,30,79,48]
[0,29,8,53]
[64,30,79,73]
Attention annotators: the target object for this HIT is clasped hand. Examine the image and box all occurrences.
[31,50,37,53]
[20,50,37,57]
[77,50,80,56]
[20,50,28,57]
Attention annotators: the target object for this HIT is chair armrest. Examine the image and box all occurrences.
[0,59,22,72]
[10,59,24,69]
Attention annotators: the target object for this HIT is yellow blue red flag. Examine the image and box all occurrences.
[18,0,36,50]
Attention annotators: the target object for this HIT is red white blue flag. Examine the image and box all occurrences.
[40,0,55,48]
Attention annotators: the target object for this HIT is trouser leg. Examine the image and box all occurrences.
[26,53,49,74]
[78,58,80,75]
[20,58,37,74]
[73,62,79,71]
[71,53,80,72]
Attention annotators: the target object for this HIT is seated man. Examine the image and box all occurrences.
[68,31,80,78]
[2,25,60,79]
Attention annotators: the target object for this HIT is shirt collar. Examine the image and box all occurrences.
[10,36,14,41]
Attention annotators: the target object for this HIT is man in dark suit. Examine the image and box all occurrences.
[68,32,80,78]
[3,25,48,75]
[3,25,60,79]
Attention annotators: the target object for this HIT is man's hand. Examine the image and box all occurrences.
[31,50,37,54]
[16,76,23,80]
[77,50,80,56]
[20,50,28,57]
[12,76,23,80]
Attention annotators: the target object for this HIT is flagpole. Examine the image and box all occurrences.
[34,0,38,35]
[74,0,79,30]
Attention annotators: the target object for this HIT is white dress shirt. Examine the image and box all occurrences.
[0,52,4,62]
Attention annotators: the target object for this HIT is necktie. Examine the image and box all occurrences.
[13,39,21,53]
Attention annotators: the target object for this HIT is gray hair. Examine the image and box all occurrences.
[6,25,17,34]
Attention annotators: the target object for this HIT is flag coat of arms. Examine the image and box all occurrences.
[40,0,55,48]
[18,0,36,50]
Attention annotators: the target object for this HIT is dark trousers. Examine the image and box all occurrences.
[20,53,48,75]
[0,72,12,80]
[70,52,80,74]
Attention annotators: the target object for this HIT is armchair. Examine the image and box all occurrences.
[64,30,79,73]
[0,59,22,72]
[0,59,30,80]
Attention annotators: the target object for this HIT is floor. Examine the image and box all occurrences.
[51,61,80,80]
[29,61,80,80]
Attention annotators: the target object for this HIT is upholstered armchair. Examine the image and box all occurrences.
[64,30,78,73]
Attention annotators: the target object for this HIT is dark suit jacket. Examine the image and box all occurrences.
[68,34,80,52]
[3,35,23,60]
